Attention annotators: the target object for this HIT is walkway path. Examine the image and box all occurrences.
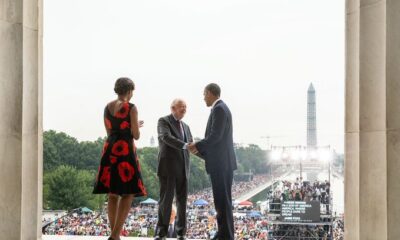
[236,171,291,202]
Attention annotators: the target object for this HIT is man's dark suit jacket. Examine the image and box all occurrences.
[196,100,237,174]
[157,114,193,179]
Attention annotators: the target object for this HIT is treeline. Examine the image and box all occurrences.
[43,130,270,211]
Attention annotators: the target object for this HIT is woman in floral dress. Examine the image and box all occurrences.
[93,77,147,240]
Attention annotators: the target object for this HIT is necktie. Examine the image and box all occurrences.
[176,120,184,140]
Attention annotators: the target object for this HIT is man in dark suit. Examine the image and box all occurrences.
[155,99,193,240]
[189,83,237,240]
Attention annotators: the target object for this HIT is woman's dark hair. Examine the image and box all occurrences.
[114,77,135,95]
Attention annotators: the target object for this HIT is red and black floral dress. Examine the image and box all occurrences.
[93,102,147,196]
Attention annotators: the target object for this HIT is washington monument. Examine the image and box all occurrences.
[307,83,317,148]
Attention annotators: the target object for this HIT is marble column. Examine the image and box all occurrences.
[386,0,400,239]
[344,1,360,240]
[345,0,400,239]
[0,0,42,239]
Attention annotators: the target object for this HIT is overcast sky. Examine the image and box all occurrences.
[43,0,345,152]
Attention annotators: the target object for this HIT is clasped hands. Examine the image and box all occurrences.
[188,142,199,154]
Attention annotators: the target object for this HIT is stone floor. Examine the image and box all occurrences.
[43,236,199,240]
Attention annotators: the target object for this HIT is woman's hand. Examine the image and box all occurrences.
[138,120,144,128]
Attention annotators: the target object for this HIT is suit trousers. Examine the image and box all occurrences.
[156,175,188,237]
[210,170,234,240]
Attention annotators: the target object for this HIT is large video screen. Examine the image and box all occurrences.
[281,201,320,223]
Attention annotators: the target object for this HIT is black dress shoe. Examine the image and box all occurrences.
[154,236,166,240]
[210,236,218,240]
[177,235,186,240]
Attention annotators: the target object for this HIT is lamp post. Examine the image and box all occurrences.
[318,146,333,183]
[270,163,273,182]
[270,146,282,182]
[269,147,273,182]
[300,152,303,180]
[326,147,332,184]
[299,146,307,181]
[328,156,331,184]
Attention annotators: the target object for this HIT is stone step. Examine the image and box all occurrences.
[43,235,202,240]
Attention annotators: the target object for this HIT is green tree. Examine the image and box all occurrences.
[77,138,104,170]
[43,130,80,170]
[137,147,158,173]
[235,144,269,174]
[42,130,272,209]
[43,131,61,170]
[44,165,103,210]
[136,147,160,200]
[188,155,211,192]
[44,130,104,171]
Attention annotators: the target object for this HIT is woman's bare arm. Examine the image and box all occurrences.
[130,105,141,140]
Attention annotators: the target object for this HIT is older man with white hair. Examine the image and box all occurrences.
[155,99,193,240]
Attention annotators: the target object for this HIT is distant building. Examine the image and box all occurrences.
[307,83,317,148]
[150,136,155,147]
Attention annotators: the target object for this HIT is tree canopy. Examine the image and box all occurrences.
[43,130,269,210]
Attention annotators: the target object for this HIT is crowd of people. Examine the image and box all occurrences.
[264,178,344,240]
[265,218,342,240]
[43,209,270,239]
[333,218,344,240]
[232,174,270,198]
[43,174,344,239]
[43,207,160,237]
[43,211,110,236]
[270,224,331,239]
[43,175,270,238]
[271,178,330,202]
[269,178,331,215]
[178,175,271,239]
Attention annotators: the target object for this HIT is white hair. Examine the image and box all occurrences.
[170,98,186,108]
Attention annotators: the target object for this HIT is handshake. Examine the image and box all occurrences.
[187,142,199,155]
